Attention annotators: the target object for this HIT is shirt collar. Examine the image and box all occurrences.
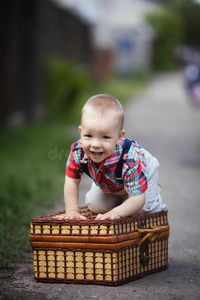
[87,140,124,173]
[103,143,122,169]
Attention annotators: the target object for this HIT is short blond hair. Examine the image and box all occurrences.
[81,94,124,130]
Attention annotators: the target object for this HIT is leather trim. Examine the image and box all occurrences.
[29,231,140,244]
[30,231,169,250]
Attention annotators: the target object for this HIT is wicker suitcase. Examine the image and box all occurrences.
[29,206,170,286]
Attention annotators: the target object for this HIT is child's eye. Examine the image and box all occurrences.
[85,134,92,138]
[103,136,110,140]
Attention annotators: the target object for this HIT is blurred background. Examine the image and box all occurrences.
[1,0,200,269]
[2,0,200,127]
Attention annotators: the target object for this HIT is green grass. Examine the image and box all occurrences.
[0,74,148,269]
[0,124,73,268]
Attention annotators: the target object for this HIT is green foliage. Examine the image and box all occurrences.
[146,10,183,70]
[0,124,73,268]
[44,58,90,120]
[169,0,200,47]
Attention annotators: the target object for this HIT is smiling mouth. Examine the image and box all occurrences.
[90,151,104,157]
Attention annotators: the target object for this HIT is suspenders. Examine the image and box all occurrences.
[80,138,133,183]
[80,158,91,178]
[115,138,133,183]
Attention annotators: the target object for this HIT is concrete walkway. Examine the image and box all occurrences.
[124,72,200,299]
[2,72,200,300]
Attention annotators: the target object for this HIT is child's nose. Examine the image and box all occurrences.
[91,138,101,148]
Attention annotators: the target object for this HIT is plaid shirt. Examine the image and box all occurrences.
[66,138,147,196]
[66,139,147,196]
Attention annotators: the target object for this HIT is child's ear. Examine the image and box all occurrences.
[117,130,126,144]
[78,125,82,135]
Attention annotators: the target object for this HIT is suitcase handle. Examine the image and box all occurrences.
[137,225,170,246]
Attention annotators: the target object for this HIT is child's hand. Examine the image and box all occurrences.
[95,210,121,220]
[53,211,87,220]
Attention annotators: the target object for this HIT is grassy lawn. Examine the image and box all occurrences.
[0,124,72,268]
[0,74,147,269]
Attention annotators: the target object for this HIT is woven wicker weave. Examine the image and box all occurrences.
[30,206,169,285]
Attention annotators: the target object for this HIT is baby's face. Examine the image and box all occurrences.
[79,108,125,164]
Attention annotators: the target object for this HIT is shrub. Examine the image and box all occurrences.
[146,10,183,70]
[44,58,90,120]
[169,0,200,47]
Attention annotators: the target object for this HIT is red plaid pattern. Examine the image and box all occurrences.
[66,139,147,196]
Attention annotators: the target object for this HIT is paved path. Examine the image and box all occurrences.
[124,72,200,299]
[2,72,200,300]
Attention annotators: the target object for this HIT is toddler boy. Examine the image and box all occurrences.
[57,94,167,220]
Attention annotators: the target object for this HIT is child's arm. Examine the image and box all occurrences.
[96,193,145,220]
[54,176,87,220]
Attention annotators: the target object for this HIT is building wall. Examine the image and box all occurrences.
[0,0,91,128]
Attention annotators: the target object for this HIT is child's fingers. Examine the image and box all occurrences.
[68,214,87,220]
[95,214,103,220]
[52,214,66,220]
[96,212,121,220]
[52,213,87,220]
[79,214,87,220]
[97,214,111,220]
